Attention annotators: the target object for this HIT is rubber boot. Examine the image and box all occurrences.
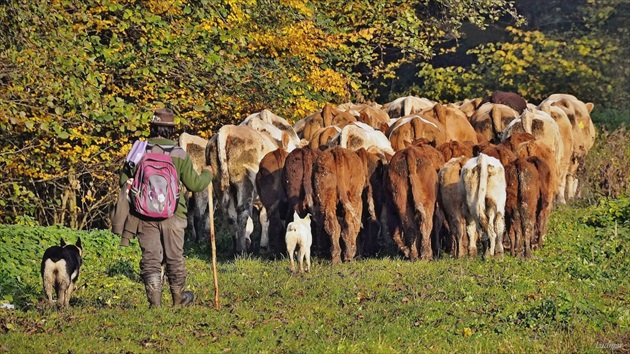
[143,273,162,308]
[170,279,194,307]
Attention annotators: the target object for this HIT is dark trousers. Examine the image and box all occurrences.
[137,216,188,282]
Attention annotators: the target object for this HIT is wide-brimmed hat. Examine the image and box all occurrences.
[151,108,175,126]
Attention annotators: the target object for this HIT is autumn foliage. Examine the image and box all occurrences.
[0,0,624,229]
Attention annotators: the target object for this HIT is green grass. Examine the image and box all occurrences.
[0,199,628,353]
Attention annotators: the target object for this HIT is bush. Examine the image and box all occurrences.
[580,124,630,201]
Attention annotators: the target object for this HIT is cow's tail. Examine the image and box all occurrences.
[303,149,315,212]
[406,151,427,226]
[403,97,412,117]
[462,155,488,229]
[336,150,361,226]
[475,155,490,235]
[217,127,231,201]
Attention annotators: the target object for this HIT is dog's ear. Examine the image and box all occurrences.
[305,213,311,222]
[60,238,66,247]
[76,237,82,249]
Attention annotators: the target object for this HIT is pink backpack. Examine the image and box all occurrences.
[128,143,180,219]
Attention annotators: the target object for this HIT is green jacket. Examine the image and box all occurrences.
[119,137,212,219]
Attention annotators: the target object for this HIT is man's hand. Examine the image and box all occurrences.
[203,165,213,174]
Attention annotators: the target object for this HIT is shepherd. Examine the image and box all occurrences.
[112,108,214,308]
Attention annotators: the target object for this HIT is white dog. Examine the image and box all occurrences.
[285,211,312,273]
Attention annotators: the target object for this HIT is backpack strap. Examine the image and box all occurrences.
[147,143,178,155]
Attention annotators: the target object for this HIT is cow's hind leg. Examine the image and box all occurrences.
[484,208,497,257]
[259,206,270,253]
[323,209,342,264]
[452,216,467,259]
[419,215,433,261]
[495,213,505,257]
[340,204,361,262]
[234,209,254,255]
[465,217,478,258]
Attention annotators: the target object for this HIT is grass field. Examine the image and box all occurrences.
[0,198,627,353]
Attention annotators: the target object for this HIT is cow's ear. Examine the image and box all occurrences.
[585,102,594,114]
[60,238,66,247]
[76,237,82,249]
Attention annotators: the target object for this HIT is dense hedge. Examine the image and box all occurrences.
[0,0,626,229]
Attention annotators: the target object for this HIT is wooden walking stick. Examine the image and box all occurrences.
[208,181,219,310]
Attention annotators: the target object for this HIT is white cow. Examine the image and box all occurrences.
[502,108,564,204]
[540,94,596,200]
[383,96,436,119]
[240,109,301,153]
[330,121,395,156]
[206,124,278,254]
[459,154,507,258]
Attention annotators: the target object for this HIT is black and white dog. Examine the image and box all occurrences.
[40,238,83,307]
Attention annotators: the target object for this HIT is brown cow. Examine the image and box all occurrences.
[504,132,559,207]
[502,133,556,248]
[524,156,552,250]
[300,104,357,141]
[255,148,290,257]
[479,143,518,167]
[504,157,540,258]
[387,115,447,151]
[437,141,474,162]
[308,126,341,151]
[385,144,442,260]
[283,146,325,255]
[482,91,528,114]
[313,147,367,264]
[355,147,390,257]
[419,104,478,144]
[337,102,391,132]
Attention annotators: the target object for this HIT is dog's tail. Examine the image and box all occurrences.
[287,222,298,233]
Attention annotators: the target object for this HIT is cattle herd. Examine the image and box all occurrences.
[179,92,596,266]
